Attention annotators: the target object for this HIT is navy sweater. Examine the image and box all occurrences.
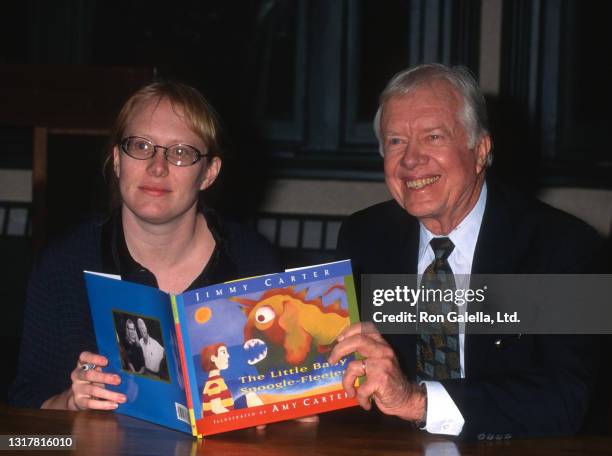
[9,213,279,408]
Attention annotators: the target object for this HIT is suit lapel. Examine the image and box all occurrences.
[471,182,518,275]
[466,182,519,376]
[381,204,419,377]
[387,202,420,274]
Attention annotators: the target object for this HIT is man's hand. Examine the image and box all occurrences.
[329,322,426,422]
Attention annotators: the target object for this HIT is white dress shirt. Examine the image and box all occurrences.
[140,336,165,374]
[417,183,487,435]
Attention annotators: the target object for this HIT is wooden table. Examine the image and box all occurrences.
[1,403,611,456]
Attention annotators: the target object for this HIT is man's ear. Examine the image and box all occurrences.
[200,156,222,191]
[113,146,121,178]
[474,135,492,174]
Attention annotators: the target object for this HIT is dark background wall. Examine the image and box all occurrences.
[1,0,611,403]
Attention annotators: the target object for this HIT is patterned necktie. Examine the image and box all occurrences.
[416,237,461,381]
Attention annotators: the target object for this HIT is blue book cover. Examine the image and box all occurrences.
[84,260,360,437]
[84,272,191,433]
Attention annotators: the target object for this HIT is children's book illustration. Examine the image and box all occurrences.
[85,260,360,437]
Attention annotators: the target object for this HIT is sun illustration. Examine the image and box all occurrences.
[194,306,212,324]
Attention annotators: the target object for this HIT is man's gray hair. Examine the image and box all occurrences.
[374,63,491,165]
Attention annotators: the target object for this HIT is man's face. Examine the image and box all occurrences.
[137,319,148,340]
[381,81,490,234]
[126,322,138,344]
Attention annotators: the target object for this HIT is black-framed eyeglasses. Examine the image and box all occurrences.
[120,136,208,167]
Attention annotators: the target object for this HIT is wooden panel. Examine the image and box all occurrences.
[0,64,152,129]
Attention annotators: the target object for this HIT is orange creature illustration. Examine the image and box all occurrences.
[231,286,350,369]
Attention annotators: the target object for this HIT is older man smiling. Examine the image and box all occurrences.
[332,63,603,440]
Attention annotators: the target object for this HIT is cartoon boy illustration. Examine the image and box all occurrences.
[201,343,234,416]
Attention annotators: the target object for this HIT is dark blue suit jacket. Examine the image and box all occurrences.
[337,181,605,439]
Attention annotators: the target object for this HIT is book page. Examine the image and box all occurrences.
[174,260,360,436]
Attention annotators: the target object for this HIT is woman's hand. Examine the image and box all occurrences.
[68,352,126,411]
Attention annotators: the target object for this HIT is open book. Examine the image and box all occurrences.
[84,260,360,437]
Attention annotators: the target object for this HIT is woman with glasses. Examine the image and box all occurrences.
[9,82,279,410]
